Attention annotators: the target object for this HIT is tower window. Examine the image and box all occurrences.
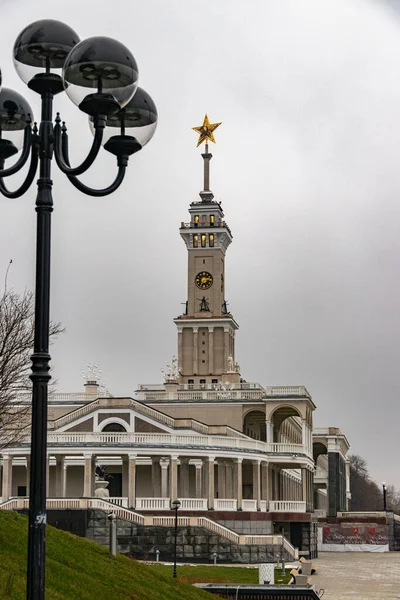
[194,215,199,227]
[202,350,205,354]
[210,215,215,226]
[193,234,198,248]
[209,234,214,247]
[202,360,205,363]
[201,234,206,247]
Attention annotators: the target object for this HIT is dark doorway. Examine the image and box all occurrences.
[291,522,303,549]
[107,473,122,497]
[17,486,27,497]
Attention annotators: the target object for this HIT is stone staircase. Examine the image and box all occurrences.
[0,496,298,562]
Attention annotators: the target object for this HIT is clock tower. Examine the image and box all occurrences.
[174,116,240,385]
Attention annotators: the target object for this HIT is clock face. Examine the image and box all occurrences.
[195,271,213,289]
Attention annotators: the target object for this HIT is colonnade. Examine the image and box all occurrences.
[0,453,314,512]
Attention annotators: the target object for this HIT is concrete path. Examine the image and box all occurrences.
[313,552,400,599]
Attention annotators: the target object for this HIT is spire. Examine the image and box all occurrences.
[192,114,221,202]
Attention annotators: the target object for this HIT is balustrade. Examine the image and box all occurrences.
[268,500,307,513]
[214,499,237,511]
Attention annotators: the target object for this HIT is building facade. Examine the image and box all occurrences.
[0,129,351,554]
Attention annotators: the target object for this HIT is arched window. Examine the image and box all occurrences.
[102,422,127,432]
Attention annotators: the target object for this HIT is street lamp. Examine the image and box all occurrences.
[171,499,181,578]
[0,19,157,600]
[383,482,387,511]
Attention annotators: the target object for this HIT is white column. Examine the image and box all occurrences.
[301,467,307,503]
[225,462,233,498]
[151,457,160,497]
[169,455,179,504]
[55,456,65,497]
[83,454,93,497]
[261,462,269,502]
[122,456,129,498]
[177,329,183,373]
[253,460,261,510]
[195,462,203,498]
[1,454,12,500]
[160,458,169,497]
[62,462,68,498]
[301,420,307,449]
[208,326,214,374]
[265,421,273,443]
[235,458,243,510]
[217,460,226,499]
[223,326,230,371]
[207,456,215,509]
[193,328,199,374]
[180,458,190,497]
[128,454,136,508]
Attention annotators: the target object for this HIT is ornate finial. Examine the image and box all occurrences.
[82,362,102,384]
[192,114,221,147]
[161,356,182,383]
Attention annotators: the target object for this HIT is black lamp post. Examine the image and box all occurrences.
[0,19,157,600]
[171,499,181,578]
[383,482,387,511]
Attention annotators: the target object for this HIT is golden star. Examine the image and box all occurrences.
[192,114,222,147]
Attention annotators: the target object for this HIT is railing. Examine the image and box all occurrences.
[242,499,257,511]
[197,516,240,543]
[179,498,208,510]
[136,498,170,510]
[42,432,309,457]
[14,392,111,405]
[314,509,327,518]
[265,386,310,398]
[50,399,100,429]
[137,389,265,401]
[108,497,128,508]
[0,497,298,559]
[214,499,237,511]
[268,501,307,513]
[260,500,267,512]
[50,397,176,431]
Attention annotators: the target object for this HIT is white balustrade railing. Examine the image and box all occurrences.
[108,497,128,508]
[265,386,310,399]
[179,498,208,510]
[42,432,310,458]
[314,509,327,518]
[214,499,237,511]
[260,500,267,512]
[0,497,299,559]
[242,499,257,512]
[197,516,240,543]
[268,501,306,513]
[136,498,170,510]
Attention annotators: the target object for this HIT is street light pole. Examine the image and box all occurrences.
[0,19,157,600]
[383,482,387,511]
[171,499,181,578]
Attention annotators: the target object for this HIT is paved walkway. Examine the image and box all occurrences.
[313,552,400,599]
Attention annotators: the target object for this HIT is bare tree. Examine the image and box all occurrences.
[0,288,64,450]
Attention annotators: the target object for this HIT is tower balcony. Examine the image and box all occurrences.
[180,221,232,236]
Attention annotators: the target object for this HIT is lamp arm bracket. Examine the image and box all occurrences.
[0,125,34,177]
[54,114,105,176]
[66,164,127,197]
[0,145,39,199]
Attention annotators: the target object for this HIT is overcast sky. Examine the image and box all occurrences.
[1,0,399,486]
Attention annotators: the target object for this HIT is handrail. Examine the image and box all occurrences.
[0,497,298,558]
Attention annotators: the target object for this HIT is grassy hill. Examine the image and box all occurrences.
[0,510,211,600]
